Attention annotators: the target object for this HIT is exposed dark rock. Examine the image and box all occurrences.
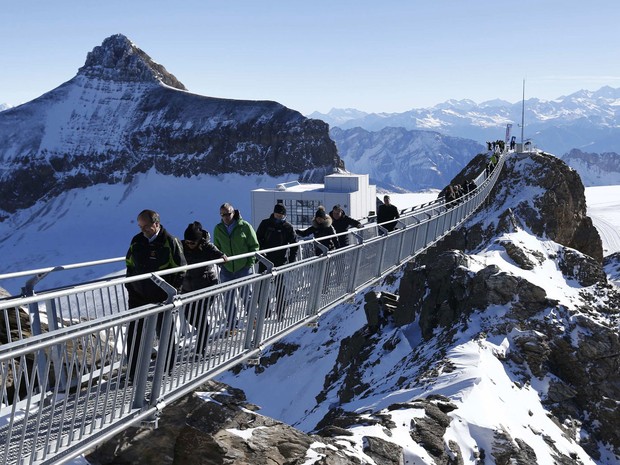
[399,250,557,340]
[409,398,464,464]
[492,430,539,465]
[86,381,366,465]
[397,251,472,338]
[558,247,608,286]
[363,435,404,465]
[79,34,186,89]
[510,330,551,378]
[436,152,604,264]
[500,240,543,270]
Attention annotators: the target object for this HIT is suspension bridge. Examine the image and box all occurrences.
[0,153,505,465]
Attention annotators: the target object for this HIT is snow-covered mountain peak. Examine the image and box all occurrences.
[77,33,186,90]
[0,33,340,217]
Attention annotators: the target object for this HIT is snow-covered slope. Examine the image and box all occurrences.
[562,149,620,186]
[216,153,620,464]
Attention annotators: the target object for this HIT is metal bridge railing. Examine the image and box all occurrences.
[0,153,505,465]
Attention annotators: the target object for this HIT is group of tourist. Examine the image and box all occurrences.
[123,201,369,379]
[441,179,477,204]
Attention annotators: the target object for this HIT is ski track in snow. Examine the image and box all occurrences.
[585,185,620,256]
[590,215,620,256]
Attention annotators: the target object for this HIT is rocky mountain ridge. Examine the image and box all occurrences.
[562,149,620,186]
[0,34,342,217]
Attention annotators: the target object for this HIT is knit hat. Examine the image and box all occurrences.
[273,203,287,215]
[315,207,327,218]
[184,222,203,241]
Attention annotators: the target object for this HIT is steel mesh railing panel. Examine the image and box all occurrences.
[353,240,382,289]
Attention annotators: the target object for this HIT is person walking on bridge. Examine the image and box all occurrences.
[181,221,227,358]
[213,203,259,333]
[329,204,362,248]
[377,195,400,232]
[256,203,298,319]
[256,203,298,271]
[296,206,338,256]
[125,209,186,382]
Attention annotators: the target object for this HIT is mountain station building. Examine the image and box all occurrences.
[251,173,377,229]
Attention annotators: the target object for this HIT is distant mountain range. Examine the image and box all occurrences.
[309,86,620,157]
[330,126,485,192]
[3,64,620,193]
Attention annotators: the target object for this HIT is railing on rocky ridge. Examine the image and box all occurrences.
[0,152,506,465]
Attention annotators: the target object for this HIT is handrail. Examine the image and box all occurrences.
[0,177,464,300]
[0,193,449,299]
[0,151,507,465]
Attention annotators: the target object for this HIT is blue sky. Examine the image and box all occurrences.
[2,0,619,115]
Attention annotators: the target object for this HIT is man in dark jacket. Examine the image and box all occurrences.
[256,203,298,319]
[376,195,400,232]
[125,209,186,381]
[329,204,362,248]
[256,203,298,272]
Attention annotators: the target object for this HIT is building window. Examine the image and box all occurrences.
[284,199,322,228]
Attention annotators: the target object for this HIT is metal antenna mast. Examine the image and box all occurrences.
[520,78,525,145]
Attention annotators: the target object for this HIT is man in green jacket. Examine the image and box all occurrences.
[213,203,259,332]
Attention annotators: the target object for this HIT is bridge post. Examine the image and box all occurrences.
[397,224,408,263]
[376,225,390,274]
[148,274,181,407]
[22,279,49,395]
[346,247,362,293]
[243,273,268,353]
[45,298,71,393]
[307,254,329,315]
[250,276,271,346]
[131,313,158,409]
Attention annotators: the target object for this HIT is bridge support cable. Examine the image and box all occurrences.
[0,153,507,465]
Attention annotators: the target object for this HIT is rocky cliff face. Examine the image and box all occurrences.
[441,151,603,263]
[87,380,402,465]
[394,151,619,460]
[0,34,342,217]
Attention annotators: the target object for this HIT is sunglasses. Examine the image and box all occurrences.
[185,240,198,246]
[220,212,233,217]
